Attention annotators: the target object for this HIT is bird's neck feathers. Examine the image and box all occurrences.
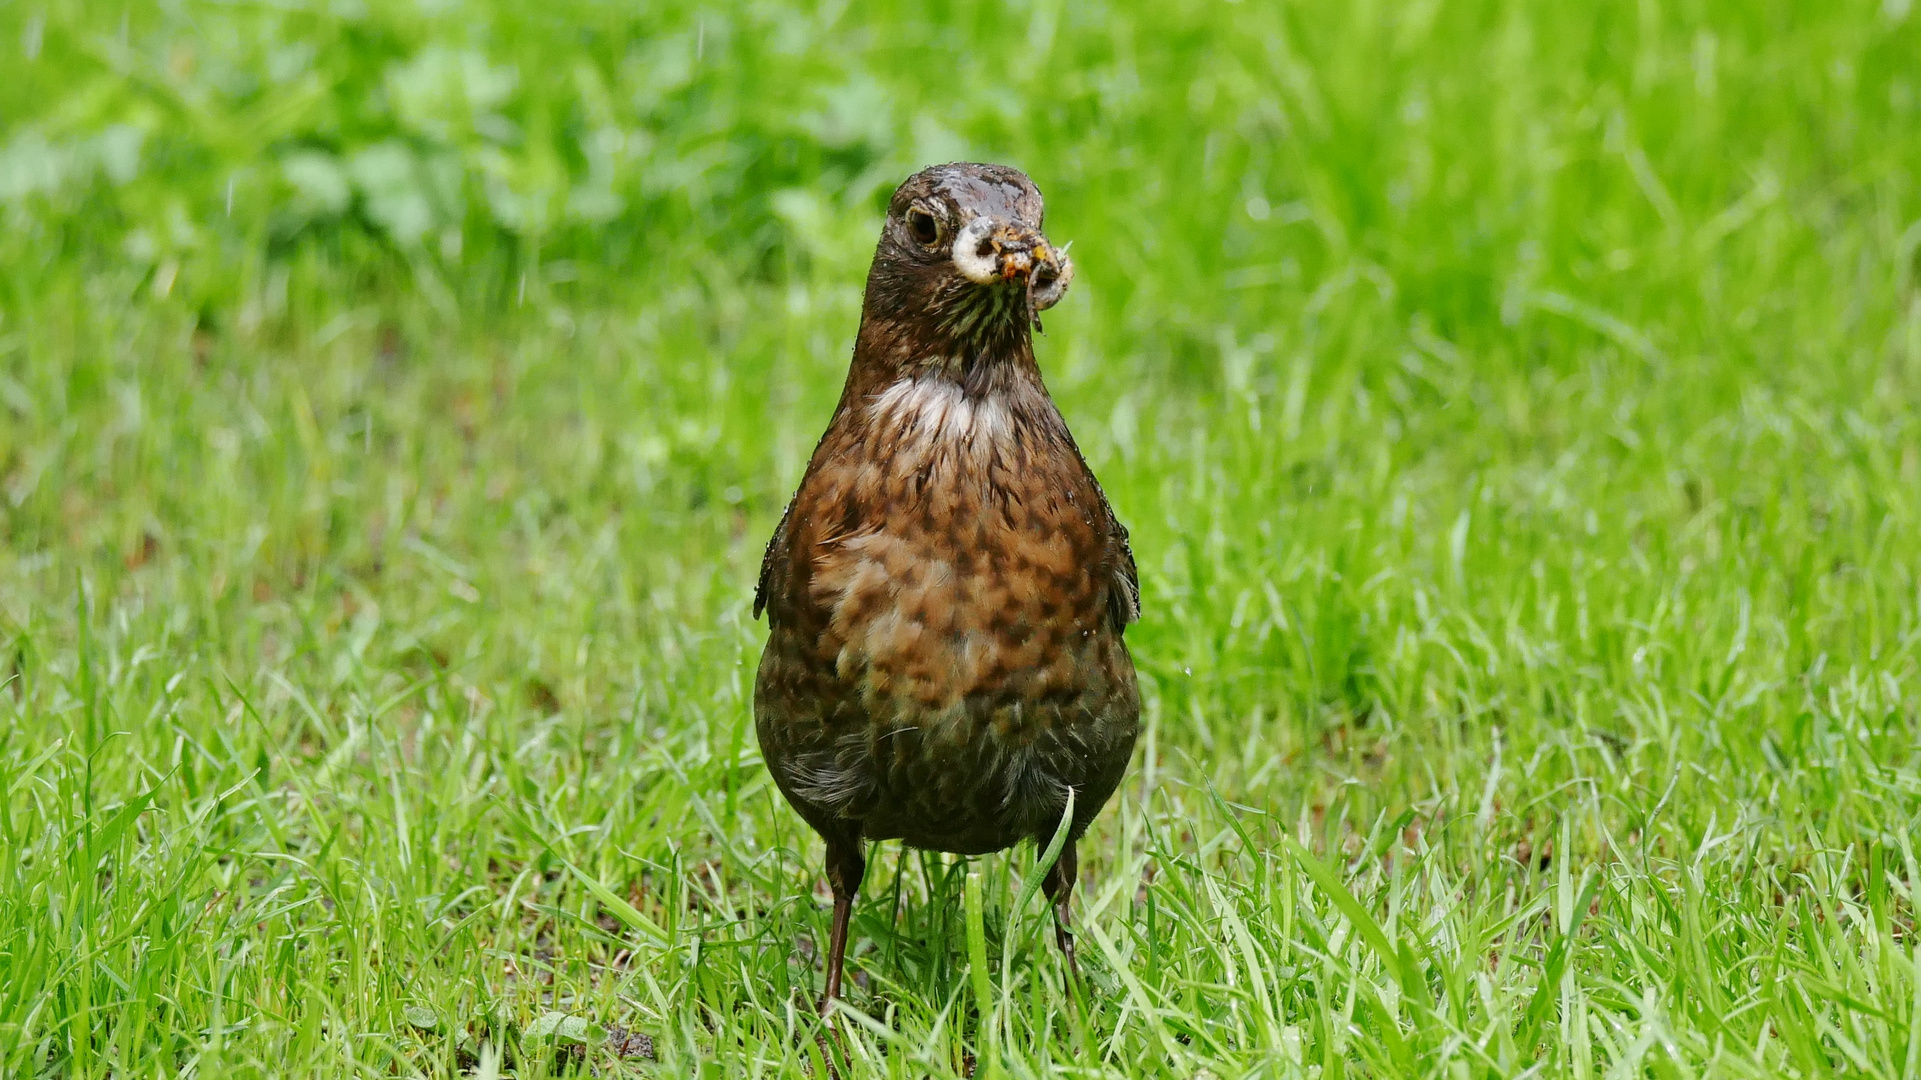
[824,307,1067,464]
[843,305,1044,404]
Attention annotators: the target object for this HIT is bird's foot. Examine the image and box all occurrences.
[810,997,849,1079]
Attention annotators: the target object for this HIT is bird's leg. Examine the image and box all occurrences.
[1041,837,1081,981]
[820,831,867,1014]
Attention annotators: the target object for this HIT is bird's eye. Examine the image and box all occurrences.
[906,208,940,246]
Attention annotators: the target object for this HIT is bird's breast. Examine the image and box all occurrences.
[799,375,1115,732]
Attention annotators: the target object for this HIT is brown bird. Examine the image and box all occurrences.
[753,162,1141,1009]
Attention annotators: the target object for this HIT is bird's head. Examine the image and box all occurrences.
[862,163,1074,349]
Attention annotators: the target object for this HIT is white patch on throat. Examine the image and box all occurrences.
[867,376,1012,450]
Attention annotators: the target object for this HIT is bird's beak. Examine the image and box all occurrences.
[952,217,1075,314]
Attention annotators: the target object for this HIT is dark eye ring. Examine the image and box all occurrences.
[906,208,940,245]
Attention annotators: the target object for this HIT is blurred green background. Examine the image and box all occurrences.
[3,0,1921,1076]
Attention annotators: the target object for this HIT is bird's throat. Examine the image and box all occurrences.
[848,311,1041,406]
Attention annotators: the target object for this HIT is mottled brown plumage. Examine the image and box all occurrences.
[754,163,1140,1009]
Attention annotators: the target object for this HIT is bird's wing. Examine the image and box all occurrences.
[753,499,795,621]
[1107,513,1141,628]
[1054,418,1142,631]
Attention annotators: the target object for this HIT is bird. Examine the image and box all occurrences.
[752,162,1141,1010]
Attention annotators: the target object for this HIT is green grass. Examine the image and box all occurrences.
[4,0,1921,1075]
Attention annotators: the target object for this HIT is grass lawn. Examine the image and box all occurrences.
[4,0,1921,1075]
